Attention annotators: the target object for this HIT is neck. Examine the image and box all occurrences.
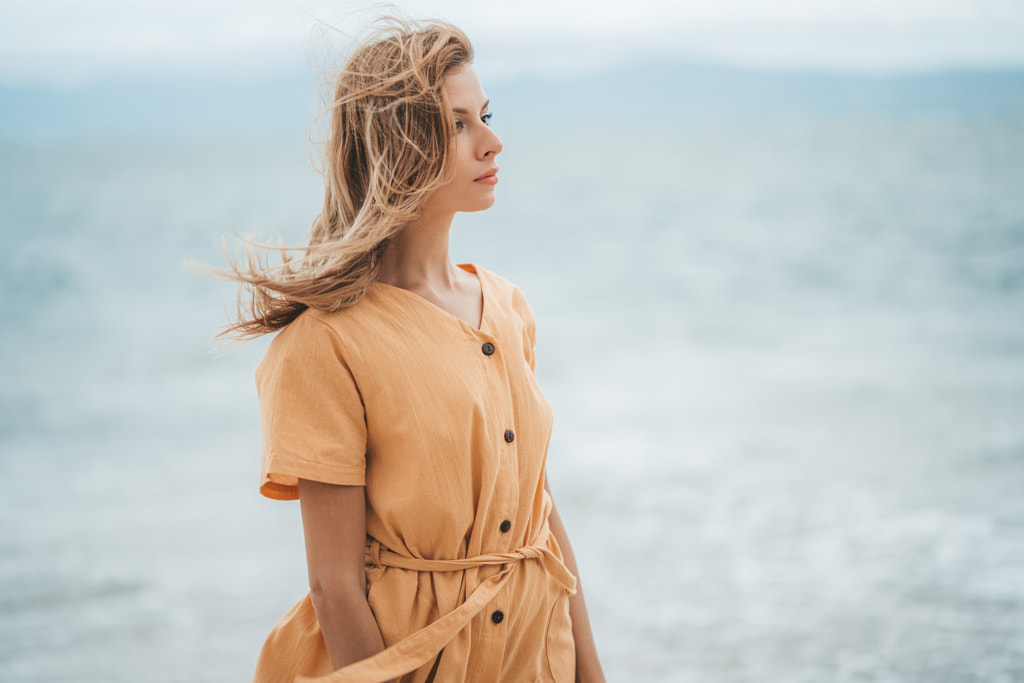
[378,207,461,290]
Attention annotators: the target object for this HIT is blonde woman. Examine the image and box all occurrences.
[222,19,605,683]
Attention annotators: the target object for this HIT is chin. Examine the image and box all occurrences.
[461,196,497,213]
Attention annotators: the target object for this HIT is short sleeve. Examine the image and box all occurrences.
[254,313,367,500]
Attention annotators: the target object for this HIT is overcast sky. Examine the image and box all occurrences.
[3,0,1024,87]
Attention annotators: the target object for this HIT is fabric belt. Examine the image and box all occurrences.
[295,534,577,683]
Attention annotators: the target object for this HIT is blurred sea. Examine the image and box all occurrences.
[2,94,1023,680]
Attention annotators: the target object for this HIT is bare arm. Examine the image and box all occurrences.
[546,476,607,683]
[297,479,391,677]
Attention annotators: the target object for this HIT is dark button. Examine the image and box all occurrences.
[491,610,504,624]
[482,342,495,356]
[500,520,512,533]
[504,429,515,443]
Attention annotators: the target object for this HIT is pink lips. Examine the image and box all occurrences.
[474,167,499,185]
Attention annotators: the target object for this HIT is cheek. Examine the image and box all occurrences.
[422,141,484,210]
[451,139,476,177]
[425,176,467,212]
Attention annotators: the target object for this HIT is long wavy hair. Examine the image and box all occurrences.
[215,18,473,340]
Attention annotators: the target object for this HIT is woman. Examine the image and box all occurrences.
[222,19,605,683]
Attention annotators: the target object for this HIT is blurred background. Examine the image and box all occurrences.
[2,1,1023,681]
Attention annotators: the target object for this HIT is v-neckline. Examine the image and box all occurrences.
[373,262,488,334]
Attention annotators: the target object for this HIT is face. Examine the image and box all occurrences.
[422,65,503,215]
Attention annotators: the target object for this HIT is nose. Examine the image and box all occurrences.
[480,126,502,159]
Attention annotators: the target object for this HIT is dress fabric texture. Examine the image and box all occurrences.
[251,263,577,683]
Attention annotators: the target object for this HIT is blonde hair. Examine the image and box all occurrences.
[217,18,473,340]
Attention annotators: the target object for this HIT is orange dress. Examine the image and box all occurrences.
[251,263,577,683]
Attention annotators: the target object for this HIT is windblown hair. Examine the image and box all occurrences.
[217,18,473,340]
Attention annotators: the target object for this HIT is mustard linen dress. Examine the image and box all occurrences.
[251,263,577,683]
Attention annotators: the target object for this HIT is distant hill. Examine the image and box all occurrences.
[3,63,1023,143]
[0,74,315,143]
[492,64,1024,125]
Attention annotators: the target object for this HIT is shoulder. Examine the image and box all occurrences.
[255,295,385,381]
[263,306,353,354]
[255,310,348,385]
[268,288,397,352]
[476,263,535,327]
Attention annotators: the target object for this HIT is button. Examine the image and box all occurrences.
[500,520,511,533]
[491,610,504,624]
[504,429,515,443]
[482,342,495,356]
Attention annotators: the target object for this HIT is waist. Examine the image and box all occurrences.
[364,533,576,593]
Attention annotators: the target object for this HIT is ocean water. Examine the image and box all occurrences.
[2,111,1023,682]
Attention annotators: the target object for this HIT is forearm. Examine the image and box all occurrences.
[309,582,392,677]
[548,502,606,683]
[298,480,392,677]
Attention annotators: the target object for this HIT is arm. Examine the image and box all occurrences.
[297,478,392,679]
[546,476,607,683]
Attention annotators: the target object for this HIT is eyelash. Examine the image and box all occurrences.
[455,111,493,131]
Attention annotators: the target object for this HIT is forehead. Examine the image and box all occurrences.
[443,65,487,109]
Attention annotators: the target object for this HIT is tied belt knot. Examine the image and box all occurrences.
[366,538,566,576]
[297,533,576,683]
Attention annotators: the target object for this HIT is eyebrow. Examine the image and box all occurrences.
[452,100,490,115]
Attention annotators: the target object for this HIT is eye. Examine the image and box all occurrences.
[481,112,493,126]
[454,118,464,132]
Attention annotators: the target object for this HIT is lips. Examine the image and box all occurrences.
[474,167,499,184]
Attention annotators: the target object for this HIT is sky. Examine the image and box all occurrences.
[2,0,1024,87]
